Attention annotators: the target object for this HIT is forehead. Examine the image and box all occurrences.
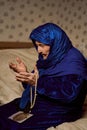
[35,41,50,52]
[35,41,50,47]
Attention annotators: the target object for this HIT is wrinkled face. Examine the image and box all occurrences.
[35,41,50,59]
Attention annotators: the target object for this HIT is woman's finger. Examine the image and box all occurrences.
[16,75,35,84]
[19,72,34,77]
[16,77,28,82]
[16,57,23,64]
[15,73,28,79]
[15,73,33,80]
[9,63,17,71]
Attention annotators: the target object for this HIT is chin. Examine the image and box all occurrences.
[43,57,47,60]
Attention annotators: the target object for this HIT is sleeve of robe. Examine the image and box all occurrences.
[20,74,87,110]
[37,74,87,104]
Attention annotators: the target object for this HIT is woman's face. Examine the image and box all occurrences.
[35,41,50,60]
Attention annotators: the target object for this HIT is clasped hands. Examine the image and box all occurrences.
[9,57,38,86]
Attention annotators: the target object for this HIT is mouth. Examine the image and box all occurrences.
[42,54,46,56]
[42,54,48,59]
[39,53,48,59]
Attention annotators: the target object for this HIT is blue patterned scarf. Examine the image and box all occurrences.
[30,23,87,79]
[20,23,87,110]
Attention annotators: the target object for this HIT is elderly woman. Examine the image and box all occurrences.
[0,23,87,130]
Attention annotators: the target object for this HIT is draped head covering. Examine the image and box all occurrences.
[19,23,87,110]
[30,23,87,79]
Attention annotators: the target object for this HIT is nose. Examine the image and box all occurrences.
[37,46,42,54]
